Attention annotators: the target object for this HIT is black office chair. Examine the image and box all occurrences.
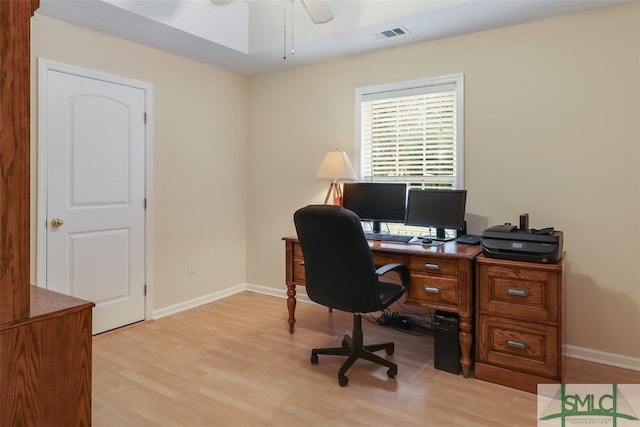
[293,205,410,386]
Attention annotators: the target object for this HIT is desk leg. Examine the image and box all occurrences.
[287,283,297,334]
[459,315,472,378]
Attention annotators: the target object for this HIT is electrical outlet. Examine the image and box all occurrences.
[187,260,196,274]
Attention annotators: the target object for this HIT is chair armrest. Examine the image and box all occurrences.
[375,263,410,285]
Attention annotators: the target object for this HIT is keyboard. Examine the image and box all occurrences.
[456,234,482,245]
[364,232,414,243]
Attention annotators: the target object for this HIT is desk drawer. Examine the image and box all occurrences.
[373,252,406,267]
[408,256,458,275]
[406,274,458,307]
[478,264,559,322]
[292,257,306,285]
[291,243,306,285]
[477,314,559,378]
[293,243,304,258]
[373,253,407,284]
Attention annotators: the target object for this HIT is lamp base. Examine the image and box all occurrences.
[323,182,343,205]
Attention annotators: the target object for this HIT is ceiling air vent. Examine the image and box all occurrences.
[376,26,410,39]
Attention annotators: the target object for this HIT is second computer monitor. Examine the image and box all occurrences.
[405,189,467,240]
[342,182,407,234]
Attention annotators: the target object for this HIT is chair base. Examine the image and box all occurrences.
[310,313,398,387]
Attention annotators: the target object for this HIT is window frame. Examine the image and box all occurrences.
[354,73,465,190]
[354,74,465,237]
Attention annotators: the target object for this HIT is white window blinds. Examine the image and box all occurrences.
[357,75,464,189]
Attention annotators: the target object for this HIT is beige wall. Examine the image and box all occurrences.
[28,3,639,363]
[30,15,249,310]
[247,3,640,360]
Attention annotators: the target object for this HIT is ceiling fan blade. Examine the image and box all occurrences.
[300,0,334,24]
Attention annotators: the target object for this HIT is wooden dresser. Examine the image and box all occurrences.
[475,254,565,392]
[284,236,481,377]
[0,287,94,425]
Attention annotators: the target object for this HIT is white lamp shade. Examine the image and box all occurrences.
[315,150,358,181]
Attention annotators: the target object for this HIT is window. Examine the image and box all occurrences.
[355,74,464,236]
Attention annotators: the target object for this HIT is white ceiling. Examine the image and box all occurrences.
[37,0,628,76]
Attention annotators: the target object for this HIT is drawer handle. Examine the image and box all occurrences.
[506,339,527,350]
[299,261,305,266]
[506,287,528,297]
[423,285,441,294]
[424,263,440,270]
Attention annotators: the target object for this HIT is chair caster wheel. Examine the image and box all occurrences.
[387,367,397,378]
[310,353,319,364]
[338,374,349,387]
[385,344,394,355]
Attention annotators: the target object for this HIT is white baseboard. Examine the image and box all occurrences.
[564,344,640,372]
[151,283,246,319]
[245,282,313,303]
[151,283,639,372]
[151,283,312,319]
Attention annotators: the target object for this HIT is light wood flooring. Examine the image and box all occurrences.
[93,291,639,426]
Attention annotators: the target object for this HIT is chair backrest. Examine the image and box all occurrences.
[293,205,382,313]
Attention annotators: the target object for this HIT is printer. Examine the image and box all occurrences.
[481,224,563,264]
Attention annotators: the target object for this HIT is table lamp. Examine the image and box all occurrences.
[316,150,358,205]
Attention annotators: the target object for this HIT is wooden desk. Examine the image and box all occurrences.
[283,236,482,377]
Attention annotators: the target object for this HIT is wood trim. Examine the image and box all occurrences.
[0,2,94,425]
[0,0,37,323]
[0,286,95,331]
[474,361,560,394]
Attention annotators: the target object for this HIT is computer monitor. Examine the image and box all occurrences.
[405,189,467,241]
[342,182,407,234]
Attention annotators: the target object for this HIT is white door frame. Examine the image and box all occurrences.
[36,58,154,320]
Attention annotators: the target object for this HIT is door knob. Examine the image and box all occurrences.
[50,218,64,228]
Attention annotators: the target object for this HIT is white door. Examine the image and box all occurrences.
[41,67,147,334]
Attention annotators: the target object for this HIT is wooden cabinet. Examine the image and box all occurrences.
[0,287,94,425]
[475,255,564,393]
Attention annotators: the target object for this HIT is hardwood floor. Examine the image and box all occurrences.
[93,292,639,426]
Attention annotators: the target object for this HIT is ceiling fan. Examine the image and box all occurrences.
[210,0,334,24]
[298,0,334,24]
